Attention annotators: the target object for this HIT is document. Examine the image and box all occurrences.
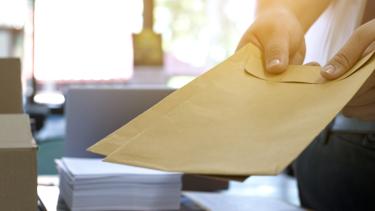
[56,158,182,210]
[88,43,375,176]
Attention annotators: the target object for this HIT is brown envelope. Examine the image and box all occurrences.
[88,43,375,176]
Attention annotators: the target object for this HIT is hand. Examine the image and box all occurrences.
[237,6,306,73]
[321,20,375,120]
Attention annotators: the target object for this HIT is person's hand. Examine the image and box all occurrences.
[237,6,306,73]
[321,20,375,121]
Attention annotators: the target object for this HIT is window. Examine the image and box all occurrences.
[155,0,256,71]
[33,0,256,84]
[34,0,141,82]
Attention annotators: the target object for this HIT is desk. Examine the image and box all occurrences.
[38,176,303,211]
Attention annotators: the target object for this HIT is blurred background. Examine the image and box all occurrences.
[1,0,258,173]
[2,0,300,207]
[1,0,255,107]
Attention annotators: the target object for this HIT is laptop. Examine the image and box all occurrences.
[64,87,175,158]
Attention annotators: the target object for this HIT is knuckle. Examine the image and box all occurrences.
[352,27,364,38]
[267,45,285,56]
[332,52,352,69]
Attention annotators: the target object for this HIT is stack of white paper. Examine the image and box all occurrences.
[56,157,182,211]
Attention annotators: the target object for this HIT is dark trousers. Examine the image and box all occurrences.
[295,130,375,211]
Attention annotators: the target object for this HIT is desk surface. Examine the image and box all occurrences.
[38,176,303,211]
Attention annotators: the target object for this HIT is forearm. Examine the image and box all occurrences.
[257,0,332,32]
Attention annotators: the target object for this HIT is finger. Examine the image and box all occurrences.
[321,21,375,80]
[236,30,262,52]
[290,40,306,65]
[262,32,289,74]
[362,41,375,56]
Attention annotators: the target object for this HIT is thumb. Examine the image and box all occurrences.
[321,21,375,80]
[262,34,289,74]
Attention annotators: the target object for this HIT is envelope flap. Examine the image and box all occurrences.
[243,44,375,84]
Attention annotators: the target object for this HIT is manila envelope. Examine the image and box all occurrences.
[88,43,375,176]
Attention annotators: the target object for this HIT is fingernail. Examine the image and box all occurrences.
[322,65,336,75]
[267,59,281,68]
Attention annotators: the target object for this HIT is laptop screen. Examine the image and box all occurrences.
[64,87,174,158]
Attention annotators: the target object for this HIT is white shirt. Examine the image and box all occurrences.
[304,0,367,65]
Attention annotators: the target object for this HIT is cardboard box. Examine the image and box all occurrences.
[0,115,37,210]
[0,59,23,114]
[0,58,37,210]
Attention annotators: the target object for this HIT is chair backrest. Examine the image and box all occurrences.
[64,87,174,157]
